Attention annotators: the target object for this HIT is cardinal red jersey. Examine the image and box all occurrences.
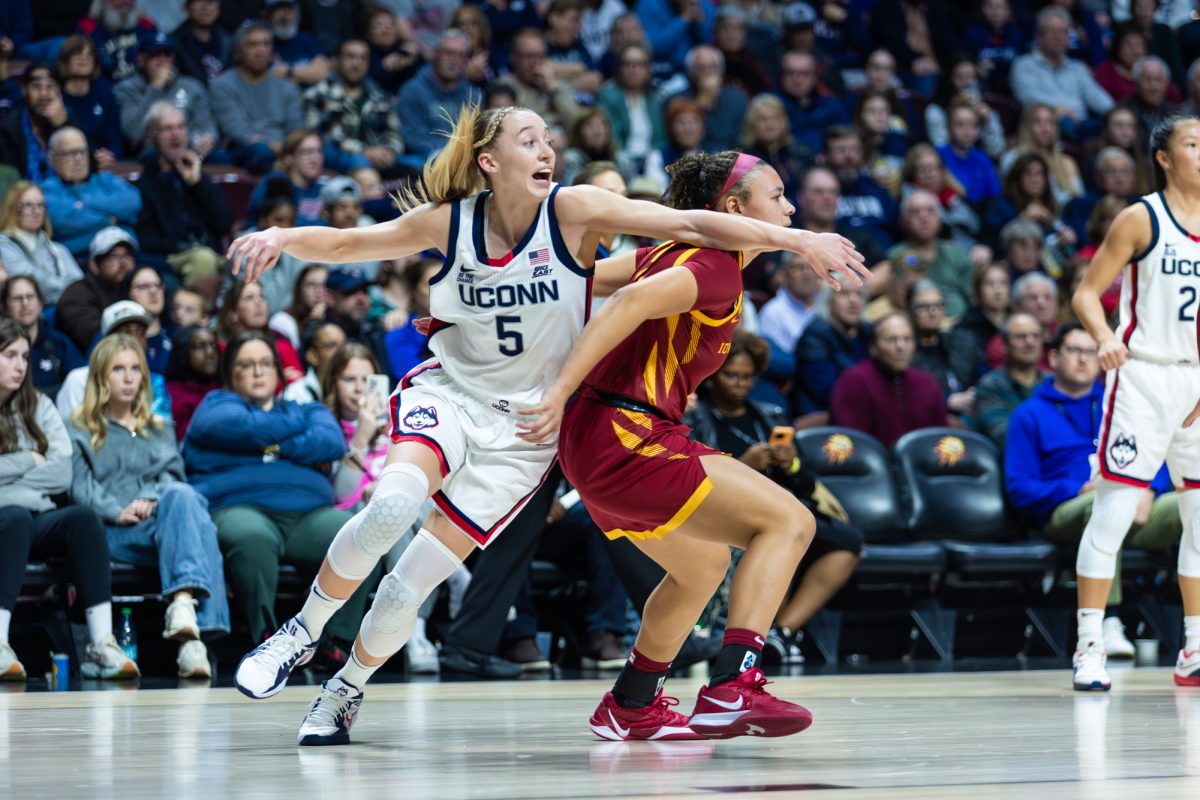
[583,241,744,421]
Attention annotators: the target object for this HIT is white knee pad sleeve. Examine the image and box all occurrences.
[1177,490,1200,578]
[327,462,430,580]
[1076,483,1142,579]
[359,529,463,658]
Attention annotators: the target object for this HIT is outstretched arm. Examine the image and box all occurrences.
[227,202,452,283]
[554,185,869,289]
[518,266,701,442]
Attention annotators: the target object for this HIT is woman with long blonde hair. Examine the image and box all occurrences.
[1000,103,1085,206]
[69,334,229,679]
[228,103,867,746]
[0,180,82,305]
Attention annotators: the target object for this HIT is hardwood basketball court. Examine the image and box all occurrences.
[5,667,1200,798]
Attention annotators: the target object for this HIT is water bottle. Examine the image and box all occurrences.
[117,607,137,662]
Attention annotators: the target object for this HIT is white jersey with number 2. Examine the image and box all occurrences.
[1118,191,1200,365]
[424,185,591,413]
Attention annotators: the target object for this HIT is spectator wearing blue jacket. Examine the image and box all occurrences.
[1005,323,1180,608]
[935,100,1001,206]
[42,126,142,263]
[182,331,378,647]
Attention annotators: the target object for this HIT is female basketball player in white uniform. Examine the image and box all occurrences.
[1072,112,1200,692]
[226,105,868,745]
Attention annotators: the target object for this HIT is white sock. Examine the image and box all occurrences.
[1185,616,1200,653]
[297,582,342,642]
[86,603,113,644]
[0,608,10,645]
[334,647,379,690]
[1077,608,1104,649]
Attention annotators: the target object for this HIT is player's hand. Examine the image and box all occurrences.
[228,227,286,283]
[1097,338,1128,372]
[412,316,432,335]
[797,230,868,290]
[1184,398,1200,429]
[517,383,569,443]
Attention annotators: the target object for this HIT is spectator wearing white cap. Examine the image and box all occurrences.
[319,176,381,279]
[55,227,138,353]
[56,299,173,421]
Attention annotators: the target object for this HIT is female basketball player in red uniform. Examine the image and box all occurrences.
[227,108,866,746]
[522,152,852,740]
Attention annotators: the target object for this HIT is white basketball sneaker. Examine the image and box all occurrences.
[1073,642,1112,691]
[235,616,316,699]
[1102,617,1135,659]
[404,635,440,674]
[81,635,140,680]
[298,678,363,746]
[1174,648,1200,686]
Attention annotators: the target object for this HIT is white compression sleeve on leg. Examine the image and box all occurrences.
[358,529,463,659]
[326,462,430,581]
[1076,483,1142,579]
[1178,490,1200,578]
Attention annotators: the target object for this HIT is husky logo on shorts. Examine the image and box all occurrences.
[403,405,439,430]
[1110,433,1137,469]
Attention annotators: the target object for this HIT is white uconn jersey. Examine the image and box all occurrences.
[425,186,591,412]
[1118,192,1200,365]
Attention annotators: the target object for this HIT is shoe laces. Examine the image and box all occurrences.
[255,628,306,672]
[646,694,686,724]
[309,684,357,727]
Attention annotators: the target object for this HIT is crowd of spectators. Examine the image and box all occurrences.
[1,0,1197,680]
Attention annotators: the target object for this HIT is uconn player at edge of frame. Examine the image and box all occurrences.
[223,104,868,747]
[1071,112,1200,694]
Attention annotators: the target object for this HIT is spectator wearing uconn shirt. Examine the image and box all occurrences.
[76,0,159,82]
[820,125,897,248]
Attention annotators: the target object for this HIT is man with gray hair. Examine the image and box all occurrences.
[665,44,747,150]
[397,29,482,162]
[42,126,142,263]
[1125,55,1179,140]
[114,31,219,154]
[76,0,160,82]
[134,102,232,291]
[888,189,975,320]
[1064,147,1139,240]
[1009,6,1114,137]
[210,21,303,173]
[975,311,1049,448]
[984,272,1059,369]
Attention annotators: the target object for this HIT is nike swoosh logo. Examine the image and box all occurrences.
[754,636,765,646]
[704,695,745,711]
[608,710,631,738]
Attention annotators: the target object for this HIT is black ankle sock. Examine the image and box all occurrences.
[612,648,669,708]
[710,640,763,688]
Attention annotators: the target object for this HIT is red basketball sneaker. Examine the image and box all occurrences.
[589,691,707,741]
[688,668,813,739]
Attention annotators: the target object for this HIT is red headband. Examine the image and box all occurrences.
[706,153,762,209]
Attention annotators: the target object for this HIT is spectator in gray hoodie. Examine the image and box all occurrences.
[69,333,228,679]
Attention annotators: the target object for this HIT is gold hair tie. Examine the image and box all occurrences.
[474,106,516,149]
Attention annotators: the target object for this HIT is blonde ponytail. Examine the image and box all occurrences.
[397,105,522,212]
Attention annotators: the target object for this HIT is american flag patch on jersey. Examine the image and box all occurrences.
[529,248,550,267]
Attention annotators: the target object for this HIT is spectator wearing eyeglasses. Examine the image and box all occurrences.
[909,280,978,421]
[182,330,379,656]
[41,126,142,265]
[1,275,84,397]
[283,320,346,405]
[269,263,328,351]
[0,181,82,306]
[119,266,170,374]
[245,131,328,229]
[1006,322,1180,634]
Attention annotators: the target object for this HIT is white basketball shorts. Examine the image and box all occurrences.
[1098,359,1200,488]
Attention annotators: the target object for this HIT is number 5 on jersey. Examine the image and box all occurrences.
[496,315,524,356]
